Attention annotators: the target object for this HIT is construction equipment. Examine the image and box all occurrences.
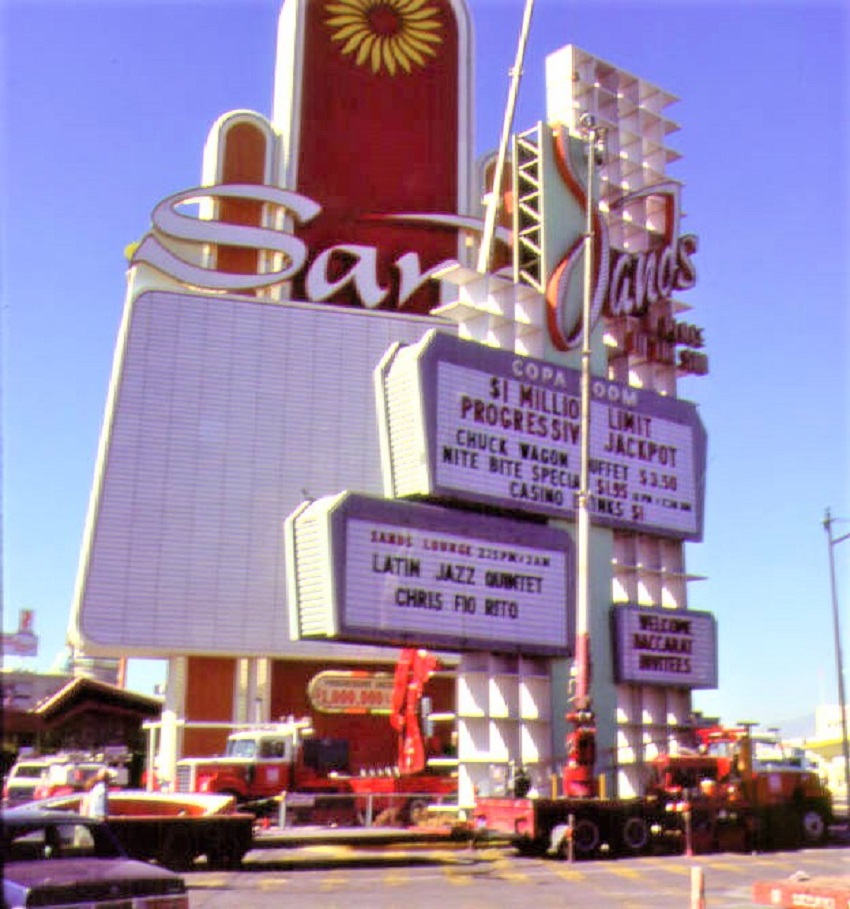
[474,723,834,858]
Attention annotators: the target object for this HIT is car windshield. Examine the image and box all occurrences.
[259,739,289,759]
[225,739,257,758]
[752,739,806,771]
[12,764,48,780]
[3,817,124,863]
[46,763,104,788]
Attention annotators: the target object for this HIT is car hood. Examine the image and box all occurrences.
[7,857,183,889]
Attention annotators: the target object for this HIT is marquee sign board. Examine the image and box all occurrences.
[377,331,706,540]
[285,492,574,656]
[611,605,718,690]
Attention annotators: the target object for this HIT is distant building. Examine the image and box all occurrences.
[33,676,161,758]
[68,652,123,687]
[803,705,850,802]
[2,669,72,713]
[1,668,161,784]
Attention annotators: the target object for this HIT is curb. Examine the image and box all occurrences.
[241,843,507,871]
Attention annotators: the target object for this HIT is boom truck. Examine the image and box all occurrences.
[473,722,833,858]
[471,474,833,858]
[170,649,456,825]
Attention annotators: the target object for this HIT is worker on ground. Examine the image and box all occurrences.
[83,767,111,820]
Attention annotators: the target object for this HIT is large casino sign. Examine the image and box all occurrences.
[548,182,700,346]
[130,182,484,306]
[543,127,706,374]
[130,142,705,373]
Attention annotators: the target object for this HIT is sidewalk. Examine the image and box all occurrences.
[242,817,850,872]
[245,824,503,870]
[250,815,850,852]
[252,823,470,849]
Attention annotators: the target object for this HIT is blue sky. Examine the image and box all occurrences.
[2,0,848,735]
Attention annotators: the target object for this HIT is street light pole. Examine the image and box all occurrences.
[563,114,605,798]
[824,507,850,815]
[574,112,602,721]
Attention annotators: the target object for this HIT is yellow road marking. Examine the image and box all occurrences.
[703,860,749,873]
[257,877,290,891]
[382,871,410,887]
[319,874,347,890]
[498,870,531,883]
[610,866,644,879]
[640,861,692,876]
[443,867,473,886]
[486,855,532,883]
[554,866,587,881]
[189,877,229,888]
[799,855,849,866]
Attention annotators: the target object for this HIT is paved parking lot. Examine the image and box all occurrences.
[187,842,850,908]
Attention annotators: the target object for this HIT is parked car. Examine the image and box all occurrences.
[3,759,54,807]
[2,808,188,908]
[3,755,128,808]
[32,760,120,801]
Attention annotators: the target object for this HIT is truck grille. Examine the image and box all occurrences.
[174,766,192,793]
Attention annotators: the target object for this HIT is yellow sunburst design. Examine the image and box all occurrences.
[325,0,442,76]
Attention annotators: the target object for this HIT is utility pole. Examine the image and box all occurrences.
[824,508,850,816]
[563,113,605,797]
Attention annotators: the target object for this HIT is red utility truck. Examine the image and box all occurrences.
[173,719,455,826]
[172,650,457,825]
[473,724,833,858]
[175,718,344,798]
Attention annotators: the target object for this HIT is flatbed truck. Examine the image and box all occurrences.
[472,728,833,858]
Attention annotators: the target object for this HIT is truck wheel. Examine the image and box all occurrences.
[801,807,828,845]
[162,827,194,872]
[572,818,600,856]
[207,843,243,871]
[621,815,649,853]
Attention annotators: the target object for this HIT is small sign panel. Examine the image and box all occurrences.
[307,670,395,715]
[611,605,718,689]
[377,331,707,540]
[286,492,574,656]
[1,609,38,658]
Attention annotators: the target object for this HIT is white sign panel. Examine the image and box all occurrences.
[377,331,707,540]
[286,492,575,656]
[612,606,718,689]
[69,291,445,657]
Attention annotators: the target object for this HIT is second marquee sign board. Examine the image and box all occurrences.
[285,492,575,656]
[376,331,707,541]
[611,605,718,690]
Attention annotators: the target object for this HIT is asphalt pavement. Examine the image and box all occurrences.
[188,837,850,909]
